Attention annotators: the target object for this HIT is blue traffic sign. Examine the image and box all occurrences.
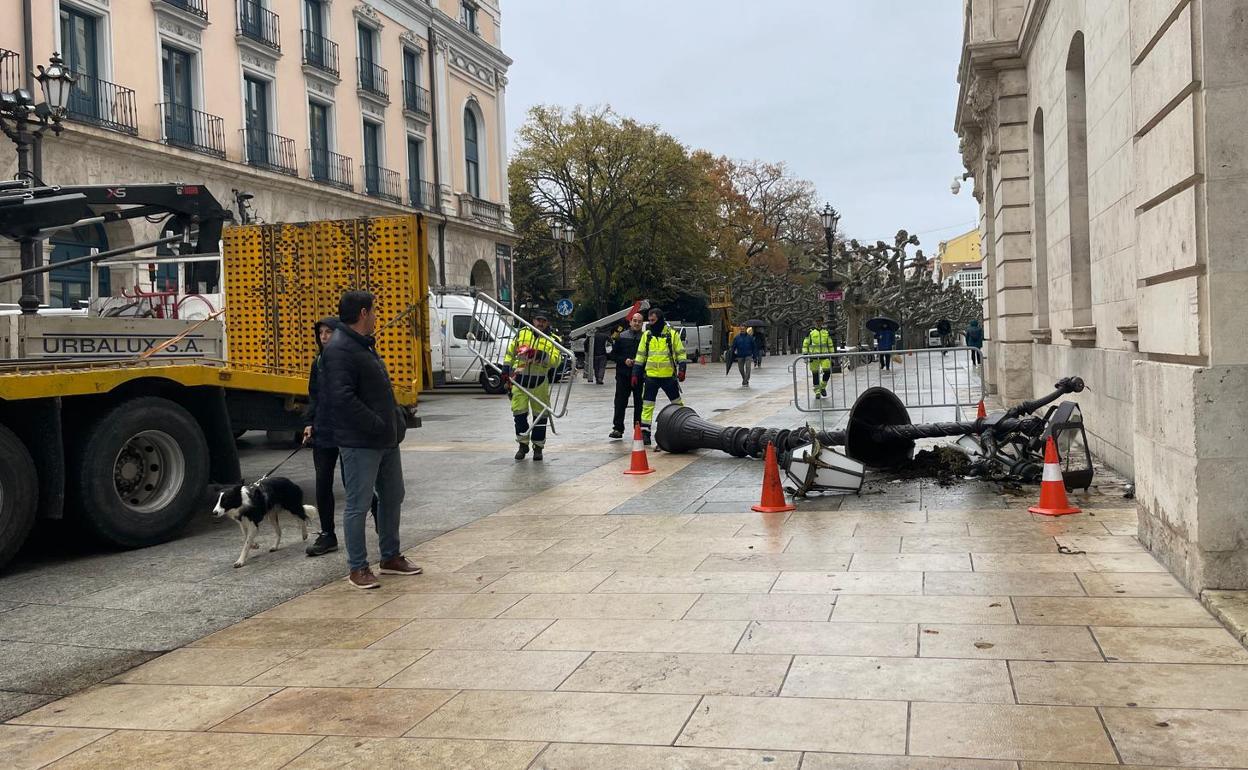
[556,298,574,317]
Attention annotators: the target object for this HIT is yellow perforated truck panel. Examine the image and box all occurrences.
[223,215,429,405]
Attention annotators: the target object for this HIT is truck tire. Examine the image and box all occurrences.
[70,397,208,548]
[480,370,506,395]
[0,424,38,569]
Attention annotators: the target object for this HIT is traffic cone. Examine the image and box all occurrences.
[976,400,987,419]
[752,442,796,513]
[623,423,655,475]
[1029,436,1081,516]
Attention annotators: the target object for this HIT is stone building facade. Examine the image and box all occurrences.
[955,0,1248,591]
[0,0,514,307]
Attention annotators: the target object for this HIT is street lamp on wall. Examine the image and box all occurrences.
[1,52,77,313]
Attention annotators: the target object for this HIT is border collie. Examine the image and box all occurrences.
[213,477,315,568]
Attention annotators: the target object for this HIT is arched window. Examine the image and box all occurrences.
[1065,32,1093,328]
[464,106,480,198]
[1032,108,1050,331]
[469,259,494,294]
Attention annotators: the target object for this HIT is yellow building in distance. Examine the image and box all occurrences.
[935,229,984,300]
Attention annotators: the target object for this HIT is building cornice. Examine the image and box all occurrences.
[1018,0,1053,59]
[430,8,513,69]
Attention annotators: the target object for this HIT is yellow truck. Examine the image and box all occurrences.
[0,202,430,568]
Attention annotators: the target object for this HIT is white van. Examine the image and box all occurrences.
[673,323,714,361]
[428,292,512,393]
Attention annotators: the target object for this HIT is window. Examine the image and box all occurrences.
[460,2,478,33]
[358,24,374,65]
[363,120,381,193]
[1065,32,1093,328]
[309,100,330,176]
[49,225,109,308]
[304,0,324,37]
[451,314,494,342]
[402,48,419,85]
[357,24,379,92]
[407,137,423,183]
[161,44,194,145]
[464,106,480,197]
[60,6,99,119]
[1031,108,1050,330]
[243,76,270,161]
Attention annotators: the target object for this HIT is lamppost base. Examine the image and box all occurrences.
[18,294,41,314]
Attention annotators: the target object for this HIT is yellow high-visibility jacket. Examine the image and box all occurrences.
[504,328,563,385]
[634,326,686,378]
[803,328,835,371]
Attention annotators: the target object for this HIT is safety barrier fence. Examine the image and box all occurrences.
[791,346,985,418]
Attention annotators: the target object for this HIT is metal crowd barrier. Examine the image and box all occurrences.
[791,346,985,420]
[465,291,575,437]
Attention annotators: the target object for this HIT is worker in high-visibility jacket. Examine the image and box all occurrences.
[802,318,836,400]
[501,311,563,461]
[632,307,686,446]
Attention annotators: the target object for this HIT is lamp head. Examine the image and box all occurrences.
[35,53,76,116]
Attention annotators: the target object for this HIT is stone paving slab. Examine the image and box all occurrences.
[5,363,1248,767]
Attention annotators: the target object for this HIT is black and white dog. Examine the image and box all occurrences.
[213,477,316,568]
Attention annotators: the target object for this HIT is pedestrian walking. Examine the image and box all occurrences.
[633,307,686,446]
[502,310,563,461]
[608,313,645,439]
[876,326,896,370]
[303,317,341,557]
[965,318,984,365]
[592,327,609,384]
[731,326,756,387]
[322,290,420,589]
[753,328,766,368]
[802,318,836,399]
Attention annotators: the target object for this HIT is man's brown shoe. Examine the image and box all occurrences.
[378,556,423,575]
[347,567,380,589]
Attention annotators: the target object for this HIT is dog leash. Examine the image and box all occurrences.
[257,445,304,481]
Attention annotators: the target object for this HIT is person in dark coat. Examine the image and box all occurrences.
[321,290,421,589]
[730,327,756,387]
[608,312,645,439]
[965,318,984,365]
[876,327,896,370]
[303,317,342,556]
[592,328,609,384]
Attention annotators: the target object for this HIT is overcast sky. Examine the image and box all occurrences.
[502,0,978,249]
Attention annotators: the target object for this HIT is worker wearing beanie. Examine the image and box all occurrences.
[632,307,686,446]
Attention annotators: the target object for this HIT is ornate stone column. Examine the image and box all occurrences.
[433,38,454,214]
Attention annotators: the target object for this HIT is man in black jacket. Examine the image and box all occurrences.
[303,317,341,556]
[608,312,645,439]
[321,290,421,589]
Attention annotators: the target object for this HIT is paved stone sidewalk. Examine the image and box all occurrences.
[4,373,1248,768]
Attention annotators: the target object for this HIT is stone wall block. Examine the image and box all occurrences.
[1086,93,1133,177]
[1130,0,1187,61]
[1133,93,1197,207]
[1137,276,1201,357]
[997,66,1029,96]
[1203,84,1248,181]
[998,149,1031,180]
[997,94,1030,125]
[1131,4,1194,131]
[1200,0,1248,87]
[1206,272,1248,366]
[1136,184,1198,277]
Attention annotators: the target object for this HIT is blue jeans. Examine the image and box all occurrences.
[339,446,405,572]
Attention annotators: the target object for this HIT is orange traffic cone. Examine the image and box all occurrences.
[976,400,987,419]
[752,442,796,513]
[623,423,655,475]
[1029,436,1081,516]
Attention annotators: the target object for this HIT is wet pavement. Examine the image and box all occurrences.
[3,355,1248,768]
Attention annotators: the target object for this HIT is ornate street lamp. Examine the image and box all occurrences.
[2,52,77,312]
[820,203,842,354]
[550,219,574,293]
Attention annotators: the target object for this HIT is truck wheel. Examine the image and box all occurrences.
[480,370,506,395]
[0,424,38,569]
[71,397,208,548]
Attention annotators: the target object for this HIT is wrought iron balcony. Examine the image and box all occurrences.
[409,179,439,211]
[240,128,297,175]
[0,49,18,94]
[362,164,401,203]
[356,58,388,100]
[302,29,338,76]
[159,102,225,158]
[237,0,281,52]
[65,72,139,135]
[160,0,208,21]
[402,80,431,119]
[461,195,504,224]
[308,148,352,190]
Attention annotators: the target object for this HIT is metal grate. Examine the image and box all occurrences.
[308,148,353,190]
[362,164,402,203]
[159,102,225,158]
[402,80,431,118]
[237,0,281,51]
[0,48,19,93]
[160,0,208,20]
[357,58,388,99]
[409,179,439,212]
[66,72,139,135]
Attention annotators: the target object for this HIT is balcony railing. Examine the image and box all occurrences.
[160,0,208,21]
[461,195,504,224]
[402,80,431,118]
[159,102,225,158]
[308,148,352,190]
[0,49,19,93]
[302,29,338,76]
[362,164,401,203]
[409,179,439,211]
[240,128,297,175]
[356,58,388,99]
[237,0,281,52]
[65,72,139,135]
